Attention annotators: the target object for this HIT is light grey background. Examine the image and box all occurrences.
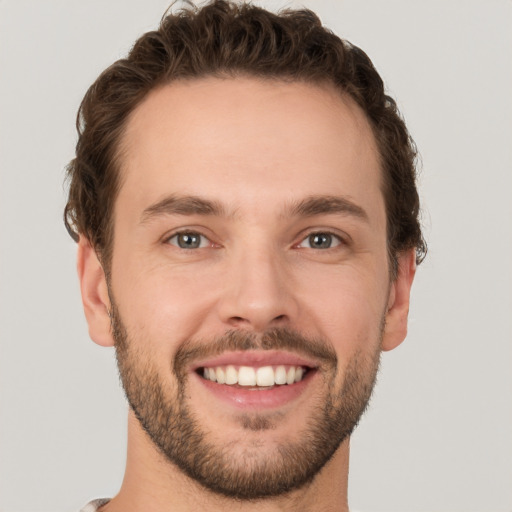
[1,1,511,511]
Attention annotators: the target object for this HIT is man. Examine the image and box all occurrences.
[64,1,426,510]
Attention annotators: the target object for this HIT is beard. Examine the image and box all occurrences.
[111,302,382,500]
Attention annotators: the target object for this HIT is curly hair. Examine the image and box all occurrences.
[64,0,426,276]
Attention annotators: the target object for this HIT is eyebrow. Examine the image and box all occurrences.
[286,195,369,222]
[140,193,369,223]
[140,195,226,223]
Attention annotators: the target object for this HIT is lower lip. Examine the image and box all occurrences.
[194,370,316,410]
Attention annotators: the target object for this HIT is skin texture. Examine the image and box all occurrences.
[77,77,416,512]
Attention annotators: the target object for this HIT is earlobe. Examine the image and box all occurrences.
[77,237,115,347]
[381,249,417,352]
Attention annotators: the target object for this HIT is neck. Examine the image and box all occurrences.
[103,412,350,512]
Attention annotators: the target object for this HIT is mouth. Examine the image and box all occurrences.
[190,351,319,409]
[197,364,309,388]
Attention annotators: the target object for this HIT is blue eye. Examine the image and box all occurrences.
[299,232,342,249]
[168,232,209,249]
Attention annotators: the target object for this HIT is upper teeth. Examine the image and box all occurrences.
[202,365,305,387]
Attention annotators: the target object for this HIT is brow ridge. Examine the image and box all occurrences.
[140,194,226,223]
[286,195,369,221]
[140,193,368,223]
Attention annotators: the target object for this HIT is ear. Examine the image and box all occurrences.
[381,249,417,352]
[77,237,115,347]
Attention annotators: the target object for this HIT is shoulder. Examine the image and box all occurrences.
[79,498,111,512]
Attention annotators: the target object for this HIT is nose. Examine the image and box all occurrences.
[217,245,299,332]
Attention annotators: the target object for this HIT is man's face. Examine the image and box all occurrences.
[83,77,412,498]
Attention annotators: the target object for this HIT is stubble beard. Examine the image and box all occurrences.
[112,303,382,500]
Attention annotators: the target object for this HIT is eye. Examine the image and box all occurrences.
[298,232,342,250]
[167,231,210,249]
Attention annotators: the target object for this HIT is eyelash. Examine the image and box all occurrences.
[295,231,345,250]
[165,229,347,251]
[166,230,212,250]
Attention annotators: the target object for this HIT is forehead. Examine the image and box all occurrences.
[117,76,383,224]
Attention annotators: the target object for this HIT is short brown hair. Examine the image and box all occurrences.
[64,0,426,275]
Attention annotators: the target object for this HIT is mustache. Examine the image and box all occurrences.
[173,327,338,376]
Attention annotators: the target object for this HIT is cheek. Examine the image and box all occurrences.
[299,264,388,354]
[304,278,385,394]
[111,260,221,348]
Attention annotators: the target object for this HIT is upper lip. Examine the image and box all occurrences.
[190,350,319,371]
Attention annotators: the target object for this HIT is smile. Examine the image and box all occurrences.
[199,364,308,387]
[191,350,319,409]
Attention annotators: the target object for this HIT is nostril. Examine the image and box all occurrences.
[229,314,287,325]
[226,313,291,331]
